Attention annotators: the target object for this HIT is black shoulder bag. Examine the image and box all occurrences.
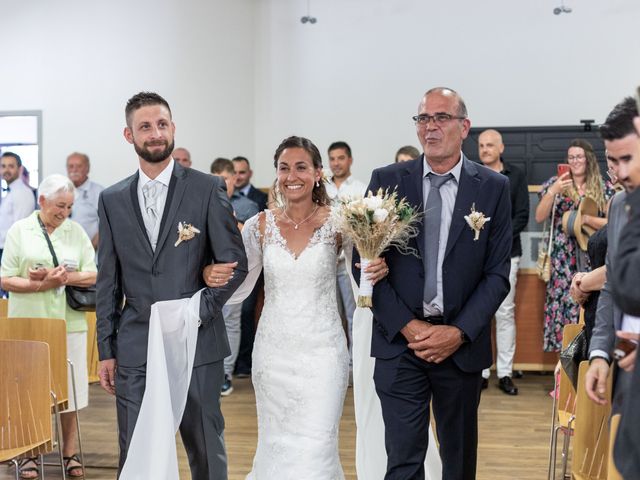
[37,215,96,312]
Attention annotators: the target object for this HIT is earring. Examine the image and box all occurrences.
[315,181,320,188]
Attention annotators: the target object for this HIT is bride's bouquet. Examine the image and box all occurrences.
[334,188,420,307]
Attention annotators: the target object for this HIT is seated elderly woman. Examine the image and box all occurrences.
[0,174,97,479]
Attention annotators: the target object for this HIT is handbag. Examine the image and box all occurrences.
[537,194,557,283]
[559,327,588,389]
[37,216,96,312]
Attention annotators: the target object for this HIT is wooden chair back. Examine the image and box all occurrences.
[0,317,68,410]
[85,311,100,383]
[557,323,583,424]
[607,415,623,480]
[0,339,53,460]
[571,360,613,480]
[0,298,7,317]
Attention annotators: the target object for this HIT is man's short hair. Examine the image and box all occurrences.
[424,87,468,118]
[328,141,352,158]
[210,157,235,175]
[125,91,172,127]
[600,97,639,141]
[67,152,90,167]
[232,156,250,166]
[1,151,22,168]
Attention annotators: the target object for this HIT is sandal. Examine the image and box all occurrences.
[63,454,84,478]
[17,457,39,480]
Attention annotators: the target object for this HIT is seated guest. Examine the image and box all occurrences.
[0,174,97,479]
[66,152,104,249]
[394,145,420,163]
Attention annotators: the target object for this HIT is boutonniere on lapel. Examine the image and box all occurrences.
[464,203,490,241]
[174,222,201,247]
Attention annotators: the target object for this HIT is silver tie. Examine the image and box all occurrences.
[423,173,453,305]
[142,180,160,247]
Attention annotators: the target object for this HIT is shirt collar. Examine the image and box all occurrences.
[138,159,174,188]
[329,174,354,186]
[239,184,252,196]
[75,178,90,190]
[423,152,463,183]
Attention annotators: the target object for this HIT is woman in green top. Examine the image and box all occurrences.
[1,174,97,479]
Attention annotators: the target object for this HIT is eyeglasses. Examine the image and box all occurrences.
[412,113,466,126]
[567,154,586,162]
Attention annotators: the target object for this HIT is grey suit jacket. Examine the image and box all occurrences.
[96,162,248,368]
[589,190,627,357]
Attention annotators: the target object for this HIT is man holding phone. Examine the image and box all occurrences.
[585,97,639,411]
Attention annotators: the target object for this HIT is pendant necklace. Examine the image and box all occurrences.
[282,205,319,230]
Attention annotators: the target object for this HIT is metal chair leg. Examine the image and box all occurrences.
[67,359,86,479]
[548,374,560,480]
[40,453,45,480]
[51,391,67,480]
[11,458,19,480]
[560,416,575,480]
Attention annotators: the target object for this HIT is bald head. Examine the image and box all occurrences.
[173,147,192,168]
[478,129,504,170]
[419,87,468,118]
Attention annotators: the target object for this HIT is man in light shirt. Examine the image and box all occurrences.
[0,152,36,293]
[67,152,104,249]
[325,141,367,361]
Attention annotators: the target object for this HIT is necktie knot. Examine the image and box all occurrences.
[428,172,454,190]
[143,181,159,219]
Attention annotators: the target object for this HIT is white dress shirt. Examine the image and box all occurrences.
[325,174,368,205]
[71,179,104,240]
[422,155,463,316]
[0,179,36,249]
[137,160,173,250]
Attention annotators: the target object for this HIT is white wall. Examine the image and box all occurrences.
[1,0,256,187]
[253,0,640,186]
[3,0,640,189]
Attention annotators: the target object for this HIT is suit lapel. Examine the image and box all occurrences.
[400,157,425,260]
[127,173,154,257]
[153,163,188,260]
[444,156,480,259]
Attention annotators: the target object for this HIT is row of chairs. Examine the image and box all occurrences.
[0,308,92,479]
[548,322,623,480]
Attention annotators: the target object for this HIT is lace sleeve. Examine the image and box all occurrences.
[226,214,263,305]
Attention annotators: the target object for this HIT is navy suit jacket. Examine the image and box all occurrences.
[353,155,512,373]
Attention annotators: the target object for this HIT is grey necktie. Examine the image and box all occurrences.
[423,172,454,305]
[142,180,160,245]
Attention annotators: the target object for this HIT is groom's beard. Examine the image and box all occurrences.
[135,139,175,164]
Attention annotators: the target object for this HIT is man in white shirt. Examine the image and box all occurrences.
[0,152,36,297]
[325,141,367,361]
[67,152,104,249]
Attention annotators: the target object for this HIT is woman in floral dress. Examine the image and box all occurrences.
[535,139,615,351]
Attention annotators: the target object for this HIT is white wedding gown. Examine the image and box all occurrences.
[233,211,349,479]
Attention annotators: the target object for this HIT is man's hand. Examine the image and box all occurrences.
[584,358,609,405]
[616,331,640,372]
[570,272,590,305]
[203,261,237,288]
[407,324,464,364]
[99,359,117,395]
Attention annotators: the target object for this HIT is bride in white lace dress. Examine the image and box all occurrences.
[217,136,388,479]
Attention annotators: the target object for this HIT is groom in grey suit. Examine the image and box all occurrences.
[585,97,638,411]
[96,92,247,478]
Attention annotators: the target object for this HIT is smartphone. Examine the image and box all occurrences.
[614,338,638,361]
[557,163,571,178]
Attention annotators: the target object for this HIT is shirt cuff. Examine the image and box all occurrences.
[589,349,610,363]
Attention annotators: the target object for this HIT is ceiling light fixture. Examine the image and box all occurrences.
[301,0,317,24]
[553,0,572,15]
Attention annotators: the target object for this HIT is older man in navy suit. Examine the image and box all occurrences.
[354,87,512,480]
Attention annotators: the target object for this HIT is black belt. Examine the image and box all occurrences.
[423,315,444,325]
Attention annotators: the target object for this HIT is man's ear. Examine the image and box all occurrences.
[124,127,133,145]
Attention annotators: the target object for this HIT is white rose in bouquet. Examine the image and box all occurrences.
[363,195,384,211]
[372,208,389,224]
